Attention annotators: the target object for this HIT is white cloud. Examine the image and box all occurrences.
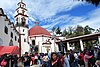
[0,0,100,31]
[0,0,83,25]
[60,8,100,31]
[29,17,36,22]
[79,8,100,28]
[26,0,83,19]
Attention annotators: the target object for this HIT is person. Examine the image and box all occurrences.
[66,50,75,67]
[0,54,9,67]
[84,52,93,67]
[73,52,79,67]
[30,54,34,65]
[64,52,70,67]
[17,56,24,67]
[22,52,32,67]
[13,55,18,67]
[95,49,100,67]
[38,56,41,67]
[78,51,85,67]
[42,53,49,67]
[49,52,59,67]
[59,52,65,67]
[34,53,38,64]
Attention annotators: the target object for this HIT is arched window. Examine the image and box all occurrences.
[15,36,17,41]
[17,10,19,13]
[32,40,35,46]
[4,26,8,34]
[16,18,18,25]
[21,17,26,26]
[11,32,13,38]
[21,17,26,23]
[24,39,26,42]
[22,10,25,14]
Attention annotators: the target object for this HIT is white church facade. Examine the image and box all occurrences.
[0,0,65,55]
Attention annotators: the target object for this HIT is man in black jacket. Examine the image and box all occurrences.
[23,52,32,67]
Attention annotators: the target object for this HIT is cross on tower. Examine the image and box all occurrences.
[21,0,23,2]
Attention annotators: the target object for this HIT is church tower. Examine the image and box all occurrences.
[15,0,30,55]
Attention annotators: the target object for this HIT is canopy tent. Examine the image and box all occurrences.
[0,46,19,56]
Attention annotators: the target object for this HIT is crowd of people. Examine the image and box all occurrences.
[0,47,100,67]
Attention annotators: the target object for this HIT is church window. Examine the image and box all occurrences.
[17,10,19,13]
[16,18,18,25]
[23,29,24,32]
[4,26,8,34]
[20,4,21,7]
[22,5,24,8]
[22,10,25,14]
[21,17,26,23]
[16,18,18,21]
[32,40,35,46]
[11,32,13,38]
[21,17,26,26]
[24,39,26,42]
[15,36,17,41]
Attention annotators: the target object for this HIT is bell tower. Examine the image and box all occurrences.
[15,0,28,28]
[14,0,30,55]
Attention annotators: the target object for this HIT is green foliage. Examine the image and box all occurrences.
[74,25,84,36]
[78,0,100,6]
[55,26,62,35]
[62,29,68,36]
[95,28,100,33]
[84,25,95,35]
[61,25,95,38]
[52,25,99,39]
[52,27,56,32]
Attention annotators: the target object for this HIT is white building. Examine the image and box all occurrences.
[29,22,59,53]
[0,0,65,55]
[0,8,19,47]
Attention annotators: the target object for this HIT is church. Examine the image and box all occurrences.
[0,0,64,55]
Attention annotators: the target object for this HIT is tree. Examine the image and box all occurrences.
[74,25,84,36]
[78,0,100,6]
[95,28,100,33]
[62,29,68,36]
[84,25,95,35]
[52,27,56,35]
[67,26,75,37]
[56,26,62,35]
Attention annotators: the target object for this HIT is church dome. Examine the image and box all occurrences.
[29,22,51,36]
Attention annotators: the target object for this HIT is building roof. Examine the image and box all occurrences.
[56,32,100,43]
[29,22,51,37]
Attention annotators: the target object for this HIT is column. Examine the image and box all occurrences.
[67,42,70,50]
[80,39,84,51]
[98,36,100,45]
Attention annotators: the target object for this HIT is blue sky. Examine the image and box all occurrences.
[0,0,100,31]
